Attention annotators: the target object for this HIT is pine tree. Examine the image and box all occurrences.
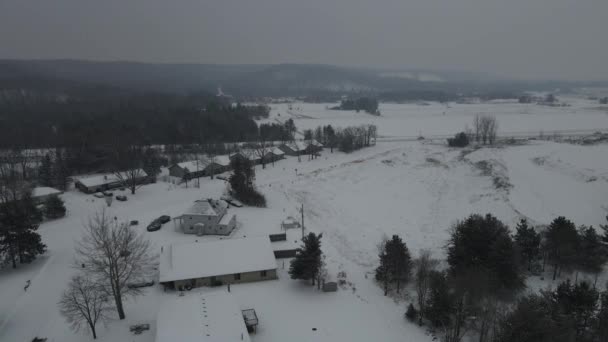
[514,218,541,271]
[600,216,608,243]
[545,216,579,280]
[577,226,607,281]
[447,214,523,294]
[0,189,46,268]
[38,154,53,187]
[376,235,412,295]
[44,195,67,219]
[289,232,323,285]
[425,270,453,327]
[53,149,69,191]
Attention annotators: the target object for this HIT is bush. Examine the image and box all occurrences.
[44,195,66,219]
[405,303,418,322]
[447,132,469,147]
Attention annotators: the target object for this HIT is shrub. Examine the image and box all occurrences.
[447,132,469,147]
[405,303,418,322]
[44,195,66,219]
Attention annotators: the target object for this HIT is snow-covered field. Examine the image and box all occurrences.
[1,99,608,342]
[262,96,608,138]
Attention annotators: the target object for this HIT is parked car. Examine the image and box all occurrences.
[146,220,162,232]
[130,220,139,226]
[116,195,127,201]
[222,197,243,207]
[102,191,113,196]
[93,192,105,198]
[129,323,150,335]
[158,215,171,224]
[127,280,155,289]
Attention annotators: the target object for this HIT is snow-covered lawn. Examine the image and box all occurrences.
[1,137,608,341]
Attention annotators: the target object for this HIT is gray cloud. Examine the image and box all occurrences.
[1,0,607,80]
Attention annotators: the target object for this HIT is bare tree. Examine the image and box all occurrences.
[474,115,498,145]
[415,250,438,325]
[112,144,146,194]
[75,210,154,320]
[253,140,270,169]
[59,274,110,339]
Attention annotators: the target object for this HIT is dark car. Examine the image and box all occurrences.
[130,220,139,226]
[116,195,127,201]
[158,215,171,224]
[146,220,162,232]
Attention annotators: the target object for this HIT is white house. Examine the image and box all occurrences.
[156,292,251,342]
[173,199,237,236]
[32,186,63,203]
[159,237,278,290]
[74,170,149,194]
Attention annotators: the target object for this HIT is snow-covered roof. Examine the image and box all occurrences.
[159,237,277,283]
[283,140,323,151]
[213,155,231,167]
[175,160,208,172]
[219,213,235,225]
[183,199,227,217]
[155,291,251,342]
[32,187,62,198]
[75,170,148,188]
[269,147,285,156]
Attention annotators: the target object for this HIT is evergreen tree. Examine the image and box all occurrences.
[38,154,53,187]
[53,149,70,191]
[596,291,608,341]
[447,214,523,294]
[0,189,46,268]
[545,216,579,280]
[577,226,607,281]
[600,216,608,243]
[514,218,541,271]
[228,157,265,207]
[425,270,453,327]
[44,195,67,219]
[550,280,598,340]
[494,294,556,342]
[375,235,412,295]
[289,232,323,285]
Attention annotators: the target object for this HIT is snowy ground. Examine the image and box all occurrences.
[262,96,608,138]
[1,100,608,342]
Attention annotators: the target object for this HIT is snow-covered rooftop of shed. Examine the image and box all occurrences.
[284,140,323,151]
[75,170,148,188]
[176,160,209,171]
[32,187,62,198]
[155,291,250,342]
[214,155,231,166]
[159,237,277,283]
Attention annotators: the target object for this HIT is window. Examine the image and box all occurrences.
[234,273,241,280]
[261,270,267,277]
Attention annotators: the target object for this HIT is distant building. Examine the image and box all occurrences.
[173,199,237,236]
[278,140,323,156]
[262,147,285,164]
[74,170,149,194]
[159,237,278,290]
[168,161,208,180]
[230,151,261,165]
[32,186,63,204]
[156,292,251,342]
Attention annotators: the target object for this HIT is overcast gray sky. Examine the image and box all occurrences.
[1,0,607,81]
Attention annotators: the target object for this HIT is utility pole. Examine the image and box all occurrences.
[301,203,305,239]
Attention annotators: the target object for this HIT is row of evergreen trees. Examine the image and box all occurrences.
[375,213,608,342]
[308,124,377,153]
[38,150,70,190]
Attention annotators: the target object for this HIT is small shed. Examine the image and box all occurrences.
[241,309,259,333]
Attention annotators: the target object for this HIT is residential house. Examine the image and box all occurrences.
[168,160,208,180]
[262,147,285,164]
[156,292,251,342]
[32,187,63,204]
[159,237,278,290]
[173,199,237,236]
[278,140,323,156]
[229,151,261,165]
[74,170,149,194]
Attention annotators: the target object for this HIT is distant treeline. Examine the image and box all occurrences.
[331,97,380,115]
[0,90,269,149]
